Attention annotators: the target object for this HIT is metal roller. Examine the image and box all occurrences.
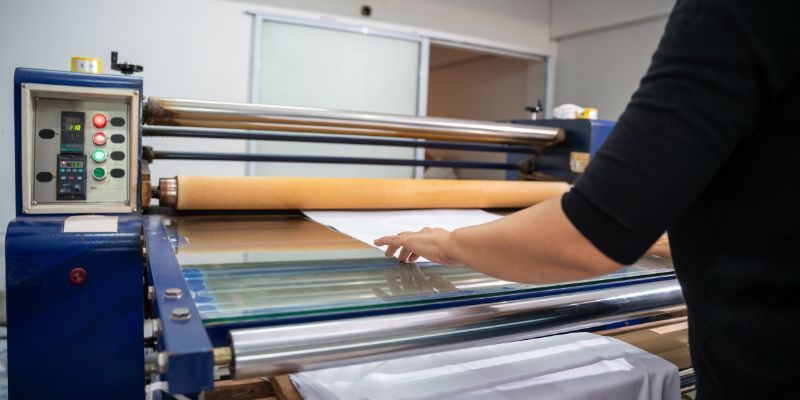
[228,280,683,378]
[143,98,564,145]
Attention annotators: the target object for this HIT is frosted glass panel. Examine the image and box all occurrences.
[255,20,422,178]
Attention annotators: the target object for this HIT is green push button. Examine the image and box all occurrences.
[92,149,107,163]
[92,167,106,180]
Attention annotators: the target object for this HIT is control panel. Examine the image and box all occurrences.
[20,82,139,214]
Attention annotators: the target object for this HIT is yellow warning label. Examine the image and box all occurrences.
[570,152,590,173]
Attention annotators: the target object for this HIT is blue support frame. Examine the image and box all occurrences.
[144,216,214,394]
[5,216,144,399]
[7,68,146,399]
[507,119,615,181]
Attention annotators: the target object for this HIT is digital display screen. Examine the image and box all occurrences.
[60,111,85,153]
[64,121,82,132]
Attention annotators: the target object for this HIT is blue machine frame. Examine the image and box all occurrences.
[7,69,146,399]
[144,216,214,394]
[508,118,614,181]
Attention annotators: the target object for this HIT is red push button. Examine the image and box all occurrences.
[70,267,87,285]
[93,114,107,128]
[93,132,107,145]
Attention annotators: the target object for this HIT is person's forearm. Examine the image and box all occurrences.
[444,198,621,284]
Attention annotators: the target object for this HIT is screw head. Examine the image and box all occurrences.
[164,287,183,299]
[170,307,191,321]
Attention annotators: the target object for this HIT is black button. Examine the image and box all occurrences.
[38,129,55,139]
[110,117,125,127]
[110,134,126,143]
[110,151,125,161]
[36,172,53,182]
[110,168,126,178]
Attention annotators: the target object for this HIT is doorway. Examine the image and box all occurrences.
[426,43,546,180]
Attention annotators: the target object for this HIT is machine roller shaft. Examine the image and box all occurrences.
[144,98,564,146]
[227,280,683,378]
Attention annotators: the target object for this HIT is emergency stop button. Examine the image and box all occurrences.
[93,114,107,128]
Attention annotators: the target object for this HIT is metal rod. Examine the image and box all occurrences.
[228,280,684,379]
[144,98,564,145]
[152,151,521,170]
[142,126,538,154]
[214,347,232,367]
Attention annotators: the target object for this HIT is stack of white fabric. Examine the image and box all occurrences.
[291,332,679,400]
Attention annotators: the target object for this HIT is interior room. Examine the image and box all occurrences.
[2,0,788,398]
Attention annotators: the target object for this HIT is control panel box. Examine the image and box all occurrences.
[19,82,139,214]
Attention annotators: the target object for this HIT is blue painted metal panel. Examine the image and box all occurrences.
[13,67,144,215]
[144,216,214,395]
[5,216,144,399]
[506,119,615,181]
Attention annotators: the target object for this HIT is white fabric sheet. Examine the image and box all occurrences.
[291,332,680,400]
[303,209,502,262]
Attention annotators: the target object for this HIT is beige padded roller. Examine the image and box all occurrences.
[164,176,570,210]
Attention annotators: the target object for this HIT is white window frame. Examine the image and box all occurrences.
[249,12,430,178]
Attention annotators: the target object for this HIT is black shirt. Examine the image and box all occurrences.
[561,0,800,398]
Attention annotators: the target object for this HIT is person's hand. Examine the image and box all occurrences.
[646,233,671,259]
[374,227,463,266]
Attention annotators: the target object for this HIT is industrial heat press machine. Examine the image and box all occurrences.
[6,68,689,399]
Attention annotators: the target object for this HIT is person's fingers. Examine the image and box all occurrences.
[408,253,421,263]
[384,245,400,257]
[374,235,404,246]
[375,232,417,246]
[398,247,413,263]
[374,236,391,246]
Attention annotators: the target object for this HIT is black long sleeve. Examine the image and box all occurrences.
[563,0,799,264]
[561,0,800,398]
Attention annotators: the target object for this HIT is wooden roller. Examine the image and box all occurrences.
[159,176,569,210]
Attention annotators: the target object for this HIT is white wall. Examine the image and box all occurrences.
[551,0,673,120]
[551,0,673,39]
[0,0,553,239]
[229,0,554,55]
